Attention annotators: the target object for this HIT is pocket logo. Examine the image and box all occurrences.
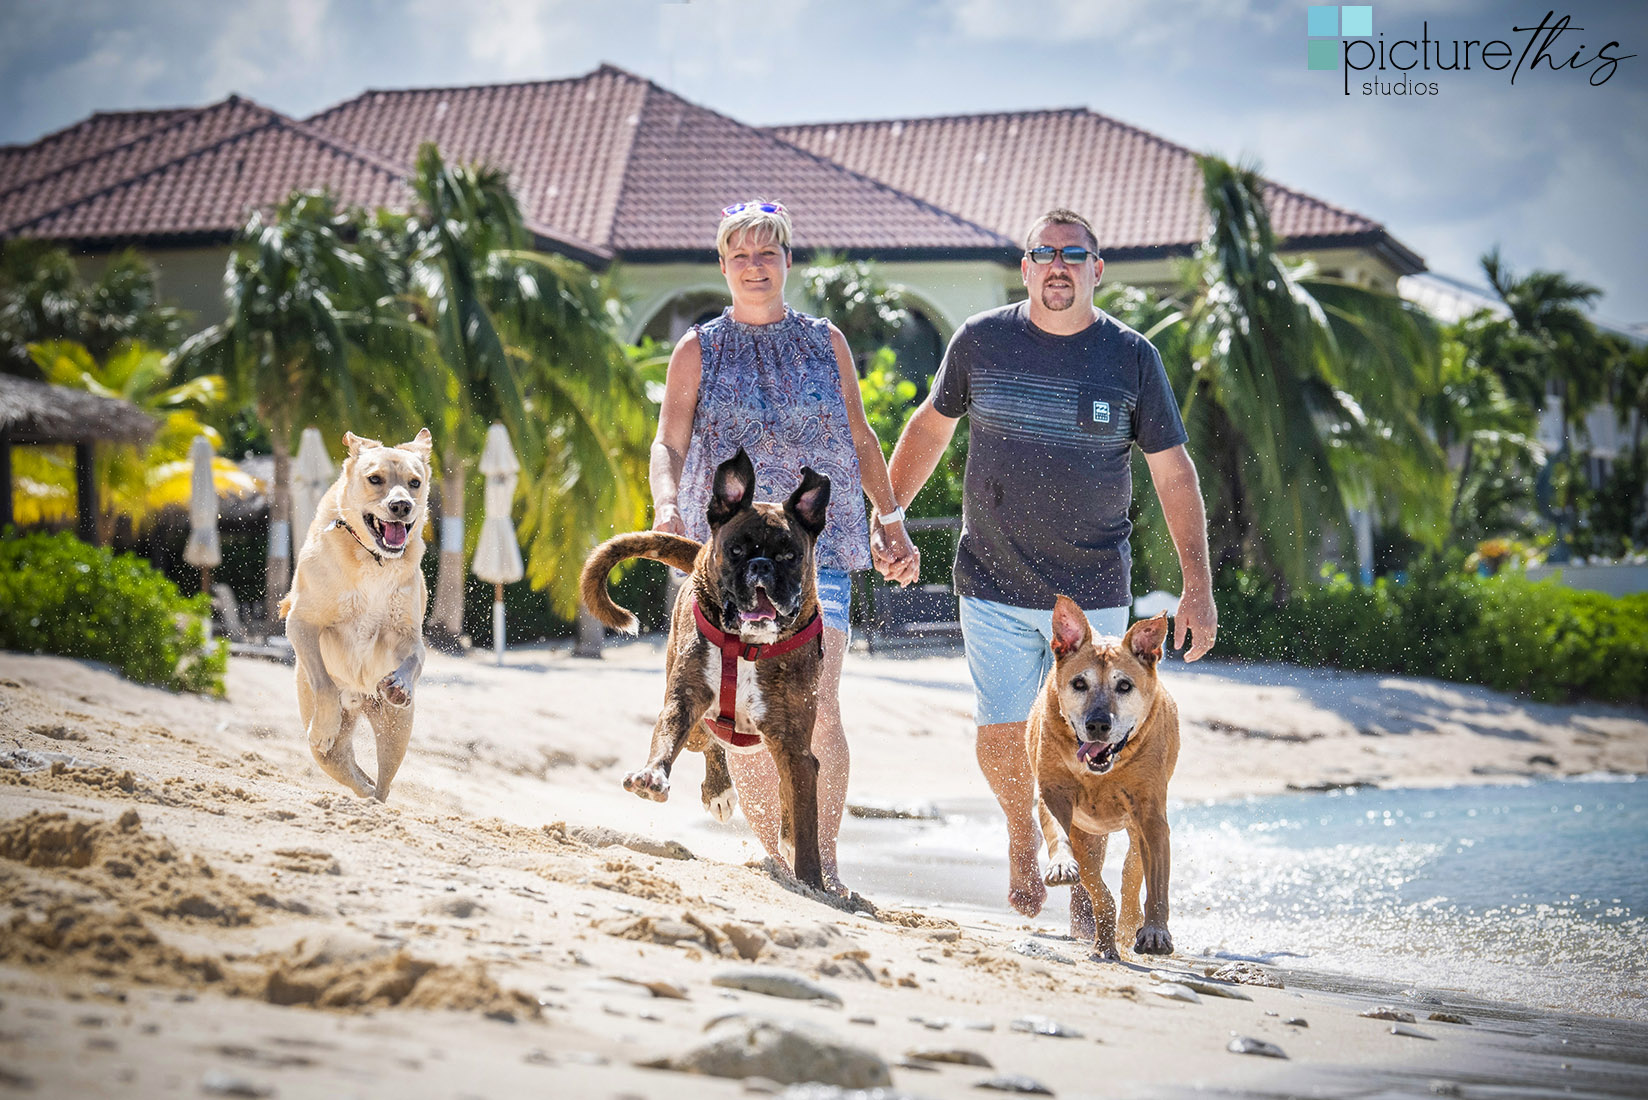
[1092,400,1111,424]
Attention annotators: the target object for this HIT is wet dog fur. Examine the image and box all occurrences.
[579,450,830,889]
[280,429,432,802]
[1027,597,1178,960]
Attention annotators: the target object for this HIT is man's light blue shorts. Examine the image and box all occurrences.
[959,596,1129,726]
[816,568,853,636]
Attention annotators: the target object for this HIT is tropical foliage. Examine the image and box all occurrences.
[381,143,652,625]
[0,531,227,695]
[1,243,187,375]
[175,190,429,603]
[1104,156,1446,595]
[13,339,256,539]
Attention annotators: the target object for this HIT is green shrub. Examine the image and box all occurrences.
[0,530,227,695]
[1211,560,1648,704]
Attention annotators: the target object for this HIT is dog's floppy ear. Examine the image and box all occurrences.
[1050,594,1091,659]
[1125,611,1170,665]
[708,448,756,529]
[401,427,433,460]
[343,431,382,460]
[785,467,831,538]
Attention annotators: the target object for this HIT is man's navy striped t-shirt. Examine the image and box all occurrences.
[929,300,1187,610]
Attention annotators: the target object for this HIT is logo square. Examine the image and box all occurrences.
[1306,5,1339,37]
[1093,401,1111,424]
[1307,39,1340,69]
[1341,5,1373,36]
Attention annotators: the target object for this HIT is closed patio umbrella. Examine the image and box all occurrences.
[183,435,220,638]
[292,427,335,554]
[472,423,523,665]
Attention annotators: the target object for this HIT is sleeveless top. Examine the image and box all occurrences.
[678,307,871,572]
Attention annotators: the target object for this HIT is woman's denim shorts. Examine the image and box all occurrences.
[816,568,853,636]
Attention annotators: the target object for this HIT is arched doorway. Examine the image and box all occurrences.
[637,290,732,345]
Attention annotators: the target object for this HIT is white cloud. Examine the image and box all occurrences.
[950,0,1251,47]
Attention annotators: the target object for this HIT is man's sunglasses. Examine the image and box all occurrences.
[1025,246,1099,265]
[722,201,786,218]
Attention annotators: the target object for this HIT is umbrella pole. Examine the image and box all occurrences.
[493,583,505,667]
[200,566,213,643]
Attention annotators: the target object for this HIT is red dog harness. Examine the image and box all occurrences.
[692,599,823,748]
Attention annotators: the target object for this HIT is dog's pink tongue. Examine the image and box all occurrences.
[382,521,408,549]
[740,590,777,622]
[1077,741,1103,763]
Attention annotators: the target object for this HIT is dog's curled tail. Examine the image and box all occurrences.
[579,531,702,634]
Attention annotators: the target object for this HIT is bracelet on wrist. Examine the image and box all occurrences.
[877,505,906,525]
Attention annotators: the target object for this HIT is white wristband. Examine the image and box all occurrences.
[877,505,906,525]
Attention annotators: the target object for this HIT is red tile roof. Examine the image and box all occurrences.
[0,67,1419,274]
[306,65,1014,259]
[770,108,1423,272]
[0,108,194,192]
[0,98,273,233]
[0,97,606,261]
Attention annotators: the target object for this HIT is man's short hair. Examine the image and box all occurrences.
[717,199,793,258]
[1026,209,1099,254]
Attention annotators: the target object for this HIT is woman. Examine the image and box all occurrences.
[650,200,917,893]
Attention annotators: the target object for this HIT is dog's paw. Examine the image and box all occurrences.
[1134,923,1174,955]
[704,787,738,823]
[623,765,671,801]
[1043,856,1081,887]
[377,672,412,708]
[1089,942,1122,963]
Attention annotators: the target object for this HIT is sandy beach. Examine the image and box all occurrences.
[2,637,1646,1099]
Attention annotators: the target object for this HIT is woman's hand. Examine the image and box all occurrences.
[871,519,920,587]
[653,502,686,535]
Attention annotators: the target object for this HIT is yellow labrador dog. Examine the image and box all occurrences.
[280,429,432,801]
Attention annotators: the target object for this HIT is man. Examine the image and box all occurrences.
[875,208,1217,930]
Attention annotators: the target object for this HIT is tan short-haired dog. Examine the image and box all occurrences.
[280,429,432,801]
[1027,597,1177,961]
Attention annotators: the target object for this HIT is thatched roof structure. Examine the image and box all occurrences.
[0,374,156,445]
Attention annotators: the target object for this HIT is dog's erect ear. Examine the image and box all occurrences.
[1125,612,1170,665]
[708,449,756,529]
[1050,594,1091,659]
[343,431,382,459]
[785,467,831,538]
[401,428,433,460]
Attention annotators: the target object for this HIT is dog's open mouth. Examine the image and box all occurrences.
[739,587,778,623]
[1077,732,1130,774]
[364,514,410,554]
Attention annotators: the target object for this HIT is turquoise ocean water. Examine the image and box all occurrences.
[842,775,1647,1020]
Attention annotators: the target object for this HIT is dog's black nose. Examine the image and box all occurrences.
[1085,717,1111,737]
[386,499,412,519]
[746,557,775,586]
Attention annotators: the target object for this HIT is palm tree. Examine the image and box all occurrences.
[1481,248,1608,436]
[391,143,650,635]
[19,338,257,538]
[1108,157,1445,595]
[1,242,187,376]
[175,191,424,611]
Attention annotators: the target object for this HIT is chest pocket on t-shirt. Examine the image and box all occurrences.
[1077,386,1132,440]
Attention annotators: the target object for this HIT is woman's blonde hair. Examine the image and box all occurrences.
[717,200,792,258]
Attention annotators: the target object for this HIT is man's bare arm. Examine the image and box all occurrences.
[877,398,961,586]
[1143,444,1217,661]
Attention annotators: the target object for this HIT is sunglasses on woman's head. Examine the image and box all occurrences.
[1025,245,1099,265]
[722,201,786,219]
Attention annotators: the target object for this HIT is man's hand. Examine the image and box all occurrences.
[1174,584,1218,661]
[652,502,685,535]
[871,519,920,587]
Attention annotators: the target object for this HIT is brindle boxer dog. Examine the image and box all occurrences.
[579,449,830,889]
[1028,596,1178,961]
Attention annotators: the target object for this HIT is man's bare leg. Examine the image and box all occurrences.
[977,721,1046,917]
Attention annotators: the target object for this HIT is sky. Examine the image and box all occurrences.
[2,0,1644,324]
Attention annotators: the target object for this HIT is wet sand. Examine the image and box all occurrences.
[1,639,1645,1098]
